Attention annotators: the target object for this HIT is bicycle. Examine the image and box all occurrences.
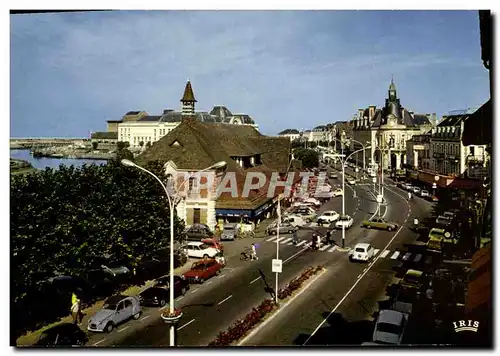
[239,230,256,239]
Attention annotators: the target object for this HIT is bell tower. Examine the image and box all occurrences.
[388,77,397,101]
[181,79,197,118]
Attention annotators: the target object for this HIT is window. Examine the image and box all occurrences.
[117,302,125,311]
[188,177,196,192]
[124,300,132,308]
[470,146,475,156]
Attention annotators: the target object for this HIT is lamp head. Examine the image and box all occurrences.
[121,159,136,167]
[209,161,227,170]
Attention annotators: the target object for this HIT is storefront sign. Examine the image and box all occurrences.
[216,209,252,217]
[253,202,272,217]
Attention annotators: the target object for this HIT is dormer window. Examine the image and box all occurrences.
[188,176,196,192]
[171,140,181,147]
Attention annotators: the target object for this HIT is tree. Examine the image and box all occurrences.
[117,141,127,150]
[146,141,152,149]
[92,141,98,150]
[293,148,319,169]
[139,141,144,148]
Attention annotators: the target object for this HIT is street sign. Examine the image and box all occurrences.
[272,259,282,273]
[376,194,383,203]
[432,183,437,189]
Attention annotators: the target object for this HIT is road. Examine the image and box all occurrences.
[238,171,436,346]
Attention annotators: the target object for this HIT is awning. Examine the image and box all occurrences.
[462,99,492,146]
[253,200,273,217]
[215,209,252,218]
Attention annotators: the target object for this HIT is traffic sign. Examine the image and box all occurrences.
[376,194,383,203]
[272,259,282,273]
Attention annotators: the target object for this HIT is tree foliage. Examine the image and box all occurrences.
[11,160,186,335]
[293,148,319,169]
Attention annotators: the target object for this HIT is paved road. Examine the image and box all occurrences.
[87,172,378,346]
[238,179,435,346]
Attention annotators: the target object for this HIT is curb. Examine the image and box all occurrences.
[336,247,351,252]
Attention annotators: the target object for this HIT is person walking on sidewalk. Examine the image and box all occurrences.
[251,243,258,260]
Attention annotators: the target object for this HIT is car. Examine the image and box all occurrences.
[182,259,223,283]
[290,207,317,222]
[331,188,343,197]
[329,172,339,179]
[426,228,450,251]
[412,187,421,194]
[442,211,456,220]
[429,195,439,202]
[220,223,237,241]
[36,323,89,347]
[372,309,408,345]
[403,183,413,191]
[88,295,142,333]
[361,218,398,231]
[266,222,299,235]
[347,178,356,185]
[349,243,374,262]
[435,216,452,227]
[316,210,340,225]
[420,190,430,197]
[335,215,354,229]
[201,238,224,252]
[182,241,219,259]
[302,197,321,207]
[282,214,308,227]
[399,269,425,291]
[139,275,190,307]
[185,223,214,241]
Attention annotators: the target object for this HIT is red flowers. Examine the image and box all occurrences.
[278,266,323,300]
[161,308,182,318]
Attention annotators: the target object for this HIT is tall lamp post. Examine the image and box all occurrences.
[350,138,370,173]
[373,147,386,217]
[340,146,371,248]
[121,159,226,346]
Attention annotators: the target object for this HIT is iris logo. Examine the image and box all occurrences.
[453,320,480,332]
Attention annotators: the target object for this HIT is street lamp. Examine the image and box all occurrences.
[340,146,371,248]
[120,159,226,346]
[350,138,370,173]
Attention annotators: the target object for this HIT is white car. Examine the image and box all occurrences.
[420,190,430,197]
[349,243,375,262]
[317,210,340,224]
[347,178,356,185]
[331,188,343,197]
[282,214,308,228]
[183,241,219,259]
[335,215,354,229]
[372,309,408,345]
[413,187,421,194]
[302,197,321,207]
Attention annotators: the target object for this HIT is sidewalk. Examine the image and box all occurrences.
[16,262,193,346]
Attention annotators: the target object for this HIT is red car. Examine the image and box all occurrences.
[182,259,223,283]
[201,238,224,252]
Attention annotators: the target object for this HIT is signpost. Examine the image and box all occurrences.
[377,194,383,217]
[272,259,283,273]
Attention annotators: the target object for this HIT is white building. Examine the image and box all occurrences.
[116,81,259,148]
[351,79,435,170]
[278,129,301,141]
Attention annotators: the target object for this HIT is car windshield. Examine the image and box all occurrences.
[339,216,350,221]
[377,322,402,335]
[355,247,366,253]
[431,230,445,238]
[224,226,234,231]
[198,243,210,249]
[103,303,117,310]
[403,274,420,285]
[192,264,207,270]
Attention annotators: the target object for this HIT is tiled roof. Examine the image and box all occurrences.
[159,111,221,123]
[91,131,118,139]
[463,99,492,146]
[438,114,469,127]
[413,114,432,126]
[279,129,300,135]
[181,81,197,102]
[210,106,233,120]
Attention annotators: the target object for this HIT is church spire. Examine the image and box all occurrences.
[181,80,196,118]
[388,77,397,101]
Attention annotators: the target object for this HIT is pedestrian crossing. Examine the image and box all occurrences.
[264,235,429,263]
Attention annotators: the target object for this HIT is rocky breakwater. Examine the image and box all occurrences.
[32,145,115,160]
[10,159,37,175]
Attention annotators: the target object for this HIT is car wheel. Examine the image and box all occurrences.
[306,218,312,223]
[387,227,392,232]
[203,254,209,259]
[160,299,166,307]
[366,225,371,229]
[288,230,294,234]
[181,287,187,295]
[199,278,205,283]
[215,269,221,275]
[349,256,353,262]
[104,322,114,333]
[133,311,141,320]
[271,230,277,235]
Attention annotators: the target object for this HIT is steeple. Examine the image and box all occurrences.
[388,77,397,101]
[180,80,196,118]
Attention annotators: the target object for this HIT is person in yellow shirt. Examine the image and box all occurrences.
[70,292,83,324]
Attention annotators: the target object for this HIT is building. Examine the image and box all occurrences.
[90,131,119,149]
[406,134,432,170]
[278,129,301,141]
[430,110,489,179]
[351,79,435,170]
[115,81,259,148]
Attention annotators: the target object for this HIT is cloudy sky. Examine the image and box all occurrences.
[10,10,489,137]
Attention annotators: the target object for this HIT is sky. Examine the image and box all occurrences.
[10,10,490,137]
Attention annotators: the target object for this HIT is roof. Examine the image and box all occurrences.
[138,115,162,122]
[313,125,327,131]
[389,79,397,92]
[355,243,370,249]
[210,106,233,119]
[181,80,197,102]
[438,114,468,127]
[404,269,423,278]
[104,294,128,304]
[413,114,432,126]
[187,241,204,246]
[462,99,492,146]
[378,309,404,324]
[279,129,300,135]
[159,111,220,123]
[91,131,118,140]
[230,114,255,125]
[126,111,142,115]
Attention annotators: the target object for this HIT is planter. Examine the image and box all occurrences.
[161,309,183,326]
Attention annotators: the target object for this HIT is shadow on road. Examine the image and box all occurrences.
[293,312,374,346]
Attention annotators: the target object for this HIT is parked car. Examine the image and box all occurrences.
[220,223,237,241]
[88,295,142,333]
[36,323,88,347]
[335,215,354,229]
[349,243,375,262]
[442,211,456,220]
[361,218,398,231]
[201,238,224,252]
[182,259,223,283]
[420,190,430,198]
[302,197,321,207]
[435,215,452,227]
[185,223,214,241]
[290,207,317,222]
[182,241,219,259]
[347,178,356,185]
[399,269,425,291]
[412,187,421,195]
[329,172,339,179]
[282,214,308,228]
[429,195,439,202]
[372,309,408,345]
[403,183,413,191]
[331,188,343,197]
[266,222,299,235]
[317,210,340,225]
[426,228,449,251]
[153,274,190,291]
[139,275,190,307]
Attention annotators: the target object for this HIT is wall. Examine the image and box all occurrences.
[118,121,178,147]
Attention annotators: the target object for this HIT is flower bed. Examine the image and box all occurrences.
[161,308,182,318]
[208,265,324,346]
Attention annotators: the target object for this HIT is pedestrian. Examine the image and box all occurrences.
[70,291,83,325]
[251,243,258,260]
[316,234,321,249]
[408,192,412,200]
[326,230,332,244]
[414,217,419,228]
[292,230,298,245]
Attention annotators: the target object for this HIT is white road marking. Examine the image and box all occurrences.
[304,187,412,345]
[391,251,400,260]
[287,242,294,245]
[373,249,380,255]
[217,295,233,305]
[117,326,130,333]
[296,240,307,247]
[414,254,422,263]
[283,246,310,263]
[219,274,226,278]
[177,296,184,301]
[190,288,199,293]
[266,236,278,242]
[402,252,411,261]
[380,250,390,258]
[206,280,212,285]
[328,245,338,252]
[178,318,196,330]
[93,339,106,346]
[319,244,330,251]
[250,276,261,284]
[280,237,293,244]
[140,315,150,321]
